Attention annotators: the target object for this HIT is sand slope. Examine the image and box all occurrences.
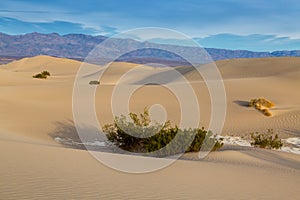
[0,140,299,200]
[0,56,300,199]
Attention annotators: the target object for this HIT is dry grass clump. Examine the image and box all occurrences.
[249,98,275,108]
[249,98,274,117]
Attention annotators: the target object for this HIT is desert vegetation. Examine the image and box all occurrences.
[250,129,283,149]
[249,98,275,116]
[33,70,51,79]
[103,108,223,157]
[89,80,100,85]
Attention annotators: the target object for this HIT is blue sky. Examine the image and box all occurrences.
[0,0,300,51]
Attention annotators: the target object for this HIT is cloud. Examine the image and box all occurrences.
[0,17,117,36]
[194,34,300,51]
[1,0,300,38]
[94,25,119,36]
[134,34,300,51]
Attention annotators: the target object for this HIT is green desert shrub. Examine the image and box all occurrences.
[33,70,51,79]
[103,108,223,157]
[250,129,283,149]
[89,80,100,85]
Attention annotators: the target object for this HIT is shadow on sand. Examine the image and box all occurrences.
[233,100,249,107]
[48,120,112,152]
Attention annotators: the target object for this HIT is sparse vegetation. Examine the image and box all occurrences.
[33,71,51,79]
[103,108,223,157]
[89,80,100,85]
[250,129,283,149]
[249,98,275,116]
[249,98,275,108]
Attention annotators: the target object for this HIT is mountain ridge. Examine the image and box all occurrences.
[1,32,299,65]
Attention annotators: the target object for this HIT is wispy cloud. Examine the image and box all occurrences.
[0,17,117,35]
[1,0,300,36]
[194,34,300,51]
[137,34,300,51]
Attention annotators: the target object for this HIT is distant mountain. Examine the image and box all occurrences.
[0,32,299,65]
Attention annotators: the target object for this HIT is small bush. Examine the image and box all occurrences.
[103,108,223,157]
[249,98,274,117]
[33,73,47,79]
[250,129,283,149]
[89,80,100,85]
[249,98,275,108]
[33,71,51,79]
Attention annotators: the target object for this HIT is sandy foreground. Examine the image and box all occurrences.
[0,55,300,199]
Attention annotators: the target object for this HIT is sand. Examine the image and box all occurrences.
[0,55,300,199]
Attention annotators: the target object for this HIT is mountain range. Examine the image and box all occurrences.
[0,32,299,65]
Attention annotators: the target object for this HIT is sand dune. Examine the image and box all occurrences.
[176,57,300,137]
[2,55,82,74]
[0,139,300,199]
[0,55,299,199]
